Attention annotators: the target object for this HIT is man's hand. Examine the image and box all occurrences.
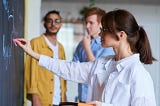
[82,35,91,49]
[32,94,42,106]
[81,35,95,61]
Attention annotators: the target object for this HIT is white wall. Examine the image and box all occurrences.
[26,0,41,40]
[27,1,160,105]
[25,1,41,106]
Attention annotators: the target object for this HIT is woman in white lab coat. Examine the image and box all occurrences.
[16,9,156,106]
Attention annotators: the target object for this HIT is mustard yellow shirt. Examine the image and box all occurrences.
[24,35,66,106]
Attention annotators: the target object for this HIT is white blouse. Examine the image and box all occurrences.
[39,54,156,106]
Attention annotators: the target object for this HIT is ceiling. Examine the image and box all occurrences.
[44,0,160,5]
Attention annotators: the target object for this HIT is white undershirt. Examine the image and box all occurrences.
[44,36,61,105]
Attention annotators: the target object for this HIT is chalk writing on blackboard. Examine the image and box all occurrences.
[3,34,11,58]
[2,34,11,70]
[3,0,9,13]
[2,0,19,57]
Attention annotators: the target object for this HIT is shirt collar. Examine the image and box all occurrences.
[92,36,101,44]
[95,54,140,74]
[115,54,140,72]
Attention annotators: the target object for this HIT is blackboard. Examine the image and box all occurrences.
[0,0,24,106]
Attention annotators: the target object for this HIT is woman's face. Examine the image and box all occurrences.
[99,27,117,48]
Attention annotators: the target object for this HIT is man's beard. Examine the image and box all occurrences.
[46,30,57,35]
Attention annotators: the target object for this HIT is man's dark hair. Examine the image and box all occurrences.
[43,10,61,21]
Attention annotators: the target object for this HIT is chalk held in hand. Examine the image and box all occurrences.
[13,38,18,46]
[13,38,26,46]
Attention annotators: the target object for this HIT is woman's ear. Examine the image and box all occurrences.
[117,31,127,40]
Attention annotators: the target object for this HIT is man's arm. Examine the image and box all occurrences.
[82,35,95,61]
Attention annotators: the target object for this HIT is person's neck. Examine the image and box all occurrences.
[114,44,133,61]
[44,33,57,46]
[91,34,99,39]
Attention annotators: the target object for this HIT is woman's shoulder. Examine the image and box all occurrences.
[131,62,152,83]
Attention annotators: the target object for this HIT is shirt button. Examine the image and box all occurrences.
[51,79,53,81]
[50,92,52,94]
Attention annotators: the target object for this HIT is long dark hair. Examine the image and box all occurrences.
[101,9,156,64]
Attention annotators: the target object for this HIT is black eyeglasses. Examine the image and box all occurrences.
[46,18,61,24]
[100,27,107,33]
